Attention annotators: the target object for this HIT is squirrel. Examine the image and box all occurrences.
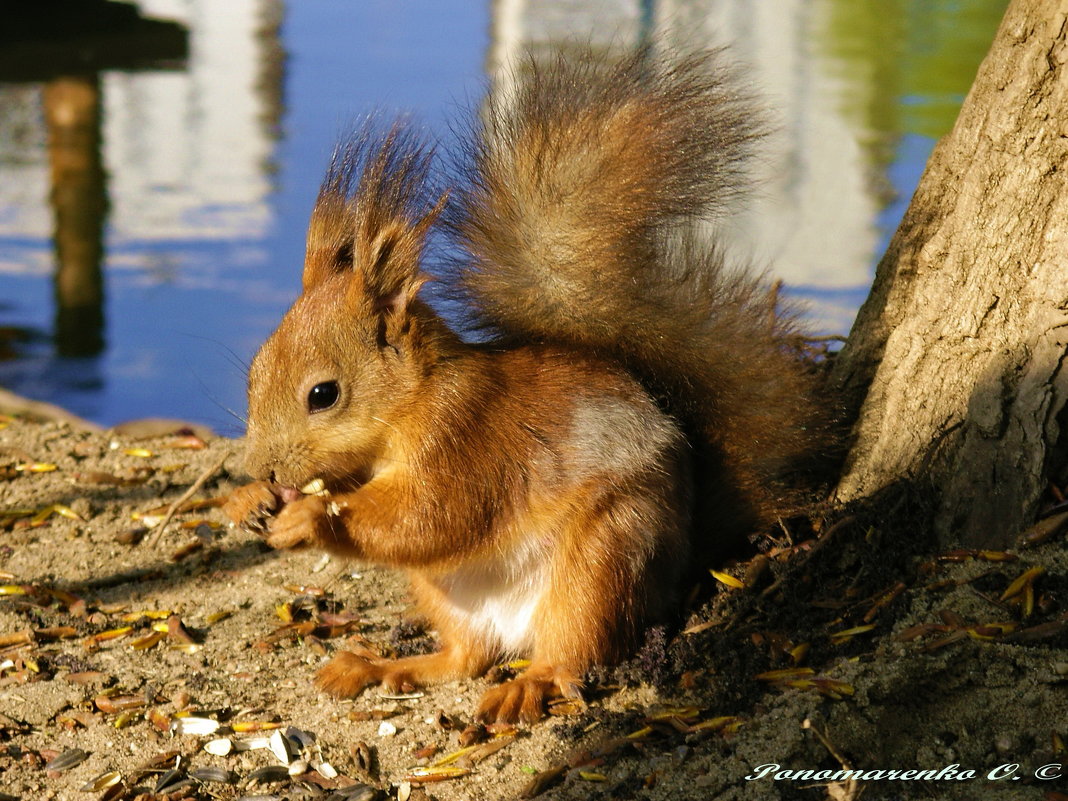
[224,45,826,724]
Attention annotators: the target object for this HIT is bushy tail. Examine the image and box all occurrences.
[448,46,828,532]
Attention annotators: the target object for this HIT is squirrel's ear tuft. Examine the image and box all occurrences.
[301,121,444,302]
[302,191,354,291]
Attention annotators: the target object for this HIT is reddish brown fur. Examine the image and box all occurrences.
[226,46,826,723]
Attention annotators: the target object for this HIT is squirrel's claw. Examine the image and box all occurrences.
[224,480,280,533]
[476,665,585,725]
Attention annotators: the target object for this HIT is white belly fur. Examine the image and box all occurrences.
[434,535,549,655]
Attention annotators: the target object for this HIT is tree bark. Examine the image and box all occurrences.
[831,0,1068,548]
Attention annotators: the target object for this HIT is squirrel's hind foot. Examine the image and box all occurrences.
[476,664,584,724]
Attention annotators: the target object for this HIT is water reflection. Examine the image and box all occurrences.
[0,0,283,427]
[0,2,189,388]
[0,0,1007,427]
[45,76,108,357]
[488,0,1003,335]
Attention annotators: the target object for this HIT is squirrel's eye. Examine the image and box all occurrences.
[307,381,339,413]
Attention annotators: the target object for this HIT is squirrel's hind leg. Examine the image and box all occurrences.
[478,476,689,723]
[318,572,495,698]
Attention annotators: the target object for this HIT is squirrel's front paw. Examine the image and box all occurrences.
[224,481,280,533]
[265,495,327,550]
[317,652,417,697]
[317,652,383,697]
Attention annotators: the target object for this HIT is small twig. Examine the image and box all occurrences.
[802,718,863,800]
[777,516,795,547]
[146,451,230,548]
[767,279,783,328]
[321,560,351,592]
[758,516,855,600]
[803,718,850,768]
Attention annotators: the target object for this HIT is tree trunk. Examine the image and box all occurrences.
[831,0,1068,548]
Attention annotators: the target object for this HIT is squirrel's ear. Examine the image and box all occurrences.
[374,275,429,346]
[348,193,444,348]
[352,190,446,305]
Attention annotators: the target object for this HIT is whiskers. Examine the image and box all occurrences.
[177,332,251,433]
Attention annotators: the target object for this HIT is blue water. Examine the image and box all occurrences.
[0,0,1003,430]
[0,1,489,432]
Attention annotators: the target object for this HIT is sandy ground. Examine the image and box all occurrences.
[1,416,1067,801]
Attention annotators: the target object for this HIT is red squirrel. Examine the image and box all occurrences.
[225,46,825,724]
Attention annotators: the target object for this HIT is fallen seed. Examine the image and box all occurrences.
[233,720,283,733]
[403,766,471,783]
[412,744,439,761]
[710,569,745,589]
[170,540,204,561]
[432,745,479,767]
[79,770,122,792]
[313,759,338,779]
[204,738,233,756]
[0,630,34,647]
[89,626,133,643]
[283,583,326,596]
[52,505,85,521]
[130,630,167,650]
[829,624,877,645]
[190,766,239,784]
[35,626,78,641]
[44,748,89,771]
[154,768,185,793]
[170,716,220,736]
[113,710,143,728]
[1001,566,1045,601]
[247,765,291,784]
[95,694,146,714]
[121,610,173,622]
[233,736,273,751]
[269,729,294,764]
[459,734,516,764]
